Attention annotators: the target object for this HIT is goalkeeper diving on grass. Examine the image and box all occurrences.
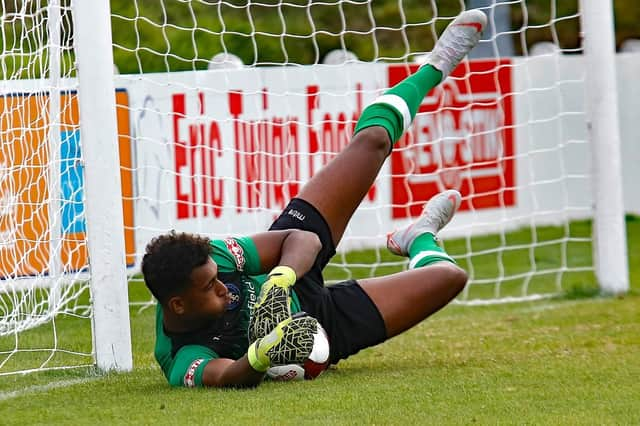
[141,9,487,388]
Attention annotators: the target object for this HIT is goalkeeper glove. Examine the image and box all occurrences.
[247,313,318,373]
[248,265,297,342]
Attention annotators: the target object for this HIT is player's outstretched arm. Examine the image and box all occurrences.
[200,356,265,388]
[250,229,322,278]
[248,230,322,341]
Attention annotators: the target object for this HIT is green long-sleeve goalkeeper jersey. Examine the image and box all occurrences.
[153,236,302,387]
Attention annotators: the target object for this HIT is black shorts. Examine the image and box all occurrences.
[269,198,387,364]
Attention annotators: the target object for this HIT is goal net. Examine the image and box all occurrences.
[0,1,95,375]
[111,0,597,302]
[0,0,627,375]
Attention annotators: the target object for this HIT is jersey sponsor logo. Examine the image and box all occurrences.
[184,358,204,388]
[246,279,257,310]
[223,238,246,271]
[224,282,241,311]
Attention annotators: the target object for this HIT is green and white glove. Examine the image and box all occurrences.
[248,266,297,342]
[247,314,318,373]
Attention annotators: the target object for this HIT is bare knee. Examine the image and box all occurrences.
[351,127,392,156]
[446,263,469,296]
[361,262,469,338]
[421,262,468,296]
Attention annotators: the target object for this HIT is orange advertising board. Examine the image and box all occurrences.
[0,90,134,278]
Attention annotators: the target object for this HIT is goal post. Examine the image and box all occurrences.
[71,0,132,372]
[580,0,629,294]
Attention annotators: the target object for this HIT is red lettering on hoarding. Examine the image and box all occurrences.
[389,60,515,218]
[230,90,301,212]
[174,81,374,219]
[306,83,375,201]
[172,92,224,219]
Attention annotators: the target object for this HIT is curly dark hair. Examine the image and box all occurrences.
[141,231,213,304]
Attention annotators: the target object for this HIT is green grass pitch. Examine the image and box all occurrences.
[0,218,638,424]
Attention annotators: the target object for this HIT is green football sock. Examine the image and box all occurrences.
[385,64,443,117]
[408,232,455,269]
[354,64,443,145]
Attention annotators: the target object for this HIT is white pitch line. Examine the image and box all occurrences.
[431,298,600,323]
[0,377,100,402]
[517,298,607,314]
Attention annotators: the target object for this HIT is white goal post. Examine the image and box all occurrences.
[72,0,132,372]
[0,0,629,376]
[580,0,629,294]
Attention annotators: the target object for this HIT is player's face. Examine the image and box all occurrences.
[182,258,230,319]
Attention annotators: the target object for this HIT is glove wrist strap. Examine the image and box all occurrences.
[247,341,270,373]
[268,265,297,286]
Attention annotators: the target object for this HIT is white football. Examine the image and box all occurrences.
[266,322,330,381]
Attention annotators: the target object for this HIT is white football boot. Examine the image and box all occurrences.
[387,189,462,257]
[421,9,488,79]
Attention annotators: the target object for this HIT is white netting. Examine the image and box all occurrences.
[111,0,593,304]
[2,0,601,375]
[0,1,94,375]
